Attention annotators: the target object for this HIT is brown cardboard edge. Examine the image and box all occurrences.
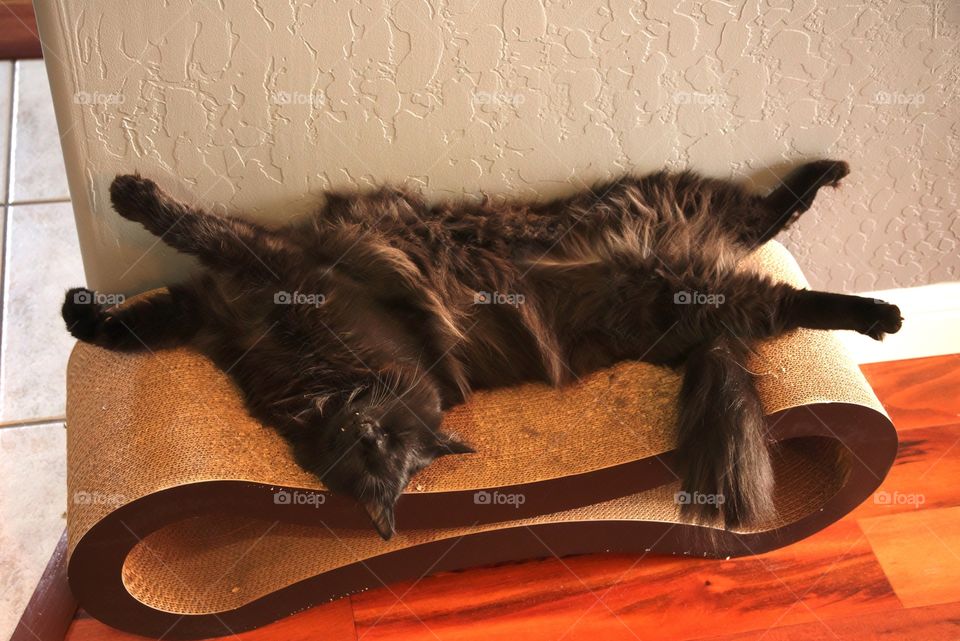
[10,531,78,641]
[65,402,896,639]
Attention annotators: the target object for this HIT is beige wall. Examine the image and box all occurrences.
[37,0,959,294]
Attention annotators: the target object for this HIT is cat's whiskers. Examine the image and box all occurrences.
[346,385,368,405]
[393,354,425,402]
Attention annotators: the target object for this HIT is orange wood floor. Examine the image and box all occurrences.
[62,354,960,641]
[0,0,43,59]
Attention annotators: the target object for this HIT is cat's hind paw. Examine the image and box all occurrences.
[806,159,850,189]
[858,298,903,341]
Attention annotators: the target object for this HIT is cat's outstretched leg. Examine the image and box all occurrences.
[735,160,850,247]
[109,174,284,278]
[779,289,903,339]
[672,273,902,342]
[62,286,200,351]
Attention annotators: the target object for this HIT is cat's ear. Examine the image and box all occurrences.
[363,496,396,540]
[431,432,475,456]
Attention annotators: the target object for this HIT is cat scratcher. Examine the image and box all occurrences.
[65,242,896,639]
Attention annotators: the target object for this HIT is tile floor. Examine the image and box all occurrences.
[0,58,79,640]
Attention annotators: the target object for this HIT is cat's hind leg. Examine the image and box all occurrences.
[62,285,200,351]
[780,289,903,340]
[748,159,849,245]
[672,271,902,342]
[109,174,284,279]
[723,160,849,249]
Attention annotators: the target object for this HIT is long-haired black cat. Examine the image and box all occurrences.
[62,160,901,539]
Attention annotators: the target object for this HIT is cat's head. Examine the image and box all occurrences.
[301,371,473,539]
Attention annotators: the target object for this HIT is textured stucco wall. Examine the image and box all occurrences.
[36,0,959,294]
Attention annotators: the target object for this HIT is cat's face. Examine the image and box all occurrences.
[306,372,473,539]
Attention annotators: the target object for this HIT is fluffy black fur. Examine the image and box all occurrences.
[62,160,902,538]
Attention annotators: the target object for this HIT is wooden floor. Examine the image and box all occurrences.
[0,0,42,60]
[62,354,960,641]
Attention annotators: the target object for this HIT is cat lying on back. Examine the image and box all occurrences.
[62,160,902,539]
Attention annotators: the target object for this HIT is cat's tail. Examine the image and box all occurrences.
[674,335,775,530]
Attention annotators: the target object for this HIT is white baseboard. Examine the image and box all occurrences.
[836,282,960,364]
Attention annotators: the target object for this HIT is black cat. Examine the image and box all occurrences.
[62,160,902,538]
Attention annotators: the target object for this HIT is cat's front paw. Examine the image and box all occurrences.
[110,174,161,223]
[62,287,105,342]
[857,298,903,341]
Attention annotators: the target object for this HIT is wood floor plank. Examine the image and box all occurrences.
[350,520,898,641]
[0,0,42,59]
[859,506,960,609]
[860,354,960,431]
[850,422,960,519]
[690,600,960,640]
[62,599,357,641]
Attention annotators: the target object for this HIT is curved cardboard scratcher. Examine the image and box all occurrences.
[65,242,897,639]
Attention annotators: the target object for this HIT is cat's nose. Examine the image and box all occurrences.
[358,420,381,444]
